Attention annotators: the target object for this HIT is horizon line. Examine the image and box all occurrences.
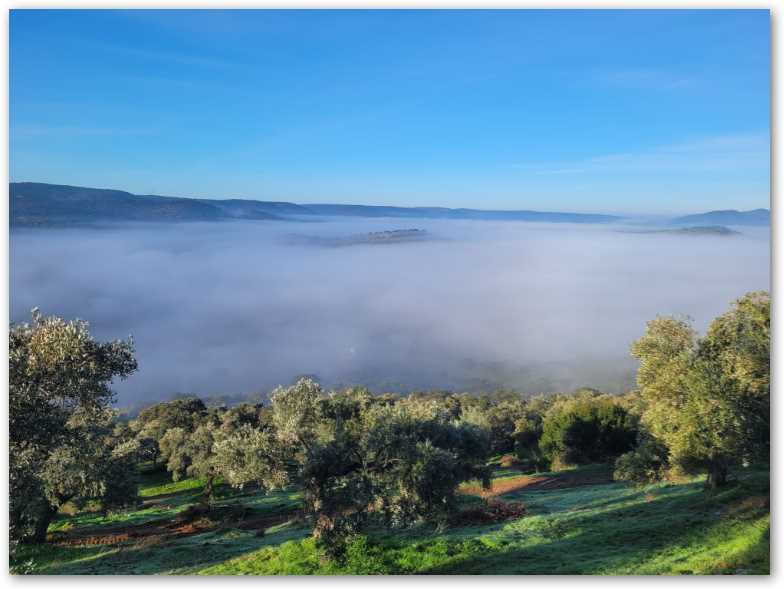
[9,180,770,218]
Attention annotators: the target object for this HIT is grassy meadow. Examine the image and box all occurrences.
[15,459,769,575]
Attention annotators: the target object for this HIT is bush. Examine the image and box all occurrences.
[540,396,638,467]
[341,535,389,574]
[613,437,669,484]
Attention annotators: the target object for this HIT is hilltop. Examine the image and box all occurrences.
[621,225,741,237]
[10,182,622,227]
[670,209,770,227]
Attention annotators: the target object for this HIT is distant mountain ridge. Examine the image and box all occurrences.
[10,182,624,227]
[621,225,740,236]
[302,203,620,223]
[10,183,294,226]
[670,208,770,226]
[11,182,768,228]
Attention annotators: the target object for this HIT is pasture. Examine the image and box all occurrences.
[15,460,769,575]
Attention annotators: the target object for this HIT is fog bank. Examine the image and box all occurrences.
[10,218,770,407]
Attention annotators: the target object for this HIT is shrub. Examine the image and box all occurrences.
[341,535,389,574]
[613,437,669,484]
[540,395,638,467]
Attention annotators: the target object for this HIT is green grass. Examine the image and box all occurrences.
[138,473,206,498]
[14,467,305,575]
[202,467,770,575]
[14,464,769,575]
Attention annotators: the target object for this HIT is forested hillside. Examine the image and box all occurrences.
[8,292,770,575]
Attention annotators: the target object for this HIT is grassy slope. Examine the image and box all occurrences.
[16,465,769,575]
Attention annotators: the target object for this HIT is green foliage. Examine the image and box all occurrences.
[631,292,770,487]
[215,402,266,433]
[13,457,769,575]
[510,396,553,472]
[9,309,137,546]
[41,410,140,512]
[613,436,669,484]
[699,291,770,462]
[459,396,529,454]
[142,399,275,502]
[217,379,492,557]
[125,380,499,560]
[271,377,322,448]
[539,394,638,467]
[195,467,769,575]
[212,424,288,491]
[130,397,208,464]
[9,291,771,574]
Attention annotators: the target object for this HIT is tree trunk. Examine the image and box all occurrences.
[29,503,58,544]
[706,460,728,489]
[202,470,216,508]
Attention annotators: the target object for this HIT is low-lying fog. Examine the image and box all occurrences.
[10,218,770,407]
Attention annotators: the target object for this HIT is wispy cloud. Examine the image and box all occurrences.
[508,133,769,176]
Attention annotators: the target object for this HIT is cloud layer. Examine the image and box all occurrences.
[10,218,770,407]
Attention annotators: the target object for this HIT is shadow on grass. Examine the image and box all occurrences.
[32,484,307,575]
[31,521,310,575]
[28,470,769,575]
[423,477,769,575]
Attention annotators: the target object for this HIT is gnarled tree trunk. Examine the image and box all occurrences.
[706,459,728,489]
[29,503,58,544]
[201,468,216,508]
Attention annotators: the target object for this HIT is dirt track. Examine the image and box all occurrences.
[461,470,613,499]
[49,509,289,548]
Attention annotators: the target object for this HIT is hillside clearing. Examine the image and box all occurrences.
[14,463,769,575]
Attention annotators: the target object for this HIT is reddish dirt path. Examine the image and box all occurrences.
[50,516,217,547]
[50,511,289,548]
[461,470,613,499]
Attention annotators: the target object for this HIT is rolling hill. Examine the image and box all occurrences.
[10,182,623,227]
[670,209,770,226]
[13,182,768,229]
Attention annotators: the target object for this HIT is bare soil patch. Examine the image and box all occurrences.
[454,499,527,526]
[499,454,520,468]
[462,470,613,498]
[49,515,218,547]
[48,502,291,548]
[724,495,769,517]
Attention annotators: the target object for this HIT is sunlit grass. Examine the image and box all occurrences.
[139,476,205,498]
[199,467,769,575]
[16,464,769,575]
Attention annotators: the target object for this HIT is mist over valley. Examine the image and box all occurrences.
[10,215,770,408]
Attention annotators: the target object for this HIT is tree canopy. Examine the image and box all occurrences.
[629,291,770,487]
[9,310,138,544]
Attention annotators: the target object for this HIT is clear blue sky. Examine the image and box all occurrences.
[10,9,770,214]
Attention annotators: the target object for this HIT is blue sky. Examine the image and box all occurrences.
[10,9,770,214]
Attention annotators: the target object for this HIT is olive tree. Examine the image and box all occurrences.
[212,424,288,491]
[39,409,140,518]
[130,397,208,466]
[213,378,491,558]
[9,310,137,544]
[158,402,274,504]
[630,292,770,488]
